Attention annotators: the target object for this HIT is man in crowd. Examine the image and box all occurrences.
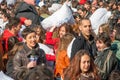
[70,18,97,60]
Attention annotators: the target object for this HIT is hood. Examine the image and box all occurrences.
[2,29,14,40]
[111,40,120,50]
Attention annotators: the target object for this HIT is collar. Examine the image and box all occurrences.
[80,33,94,43]
[23,42,39,53]
[97,47,110,56]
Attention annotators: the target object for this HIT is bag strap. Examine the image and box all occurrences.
[99,50,112,73]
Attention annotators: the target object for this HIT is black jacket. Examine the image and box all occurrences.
[70,33,97,60]
[13,43,46,80]
[15,2,40,25]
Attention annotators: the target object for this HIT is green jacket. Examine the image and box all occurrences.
[111,40,120,60]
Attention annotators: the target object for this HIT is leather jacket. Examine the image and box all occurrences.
[13,43,46,80]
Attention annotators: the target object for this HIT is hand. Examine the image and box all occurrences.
[24,19,32,26]
[49,26,56,32]
[27,61,36,69]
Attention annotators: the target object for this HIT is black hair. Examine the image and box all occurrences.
[96,32,111,47]
[8,17,20,30]
[109,70,120,80]
[2,11,10,19]
[1,0,7,6]
[77,6,87,12]
[114,27,120,41]
[73,12,82,19]
[22,27,36,39]
[8,36,19,51]
[23,65,54,80]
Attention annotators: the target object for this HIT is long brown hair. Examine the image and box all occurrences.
[64,50,99,80]
[57,23,74,37]
[98,23,110,35]
[8,42,24,58]
[57,33,74,52]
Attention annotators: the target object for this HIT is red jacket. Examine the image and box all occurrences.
[45,32,59,53]
[2,29,22,52]
[20,17,27,24]
[46,54,56,61]
[0,37,3,55]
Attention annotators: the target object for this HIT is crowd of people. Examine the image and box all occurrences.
[0,0,120,80]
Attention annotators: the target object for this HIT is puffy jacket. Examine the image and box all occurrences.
[15,2,40,25]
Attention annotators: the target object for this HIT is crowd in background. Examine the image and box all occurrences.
[0,0,120,80]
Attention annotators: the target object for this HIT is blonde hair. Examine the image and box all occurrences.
[98,23,110,35]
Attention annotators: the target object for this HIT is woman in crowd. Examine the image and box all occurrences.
[6,42,23,78]
[98,23,110,36]
[64,50,100,80]
[32,25,55,69]
[55,33,74,79]
[32,24,46,43]
[111,26,120,63]
[45,23,74,53]
[13,28,46,80]
[2,36,19,72]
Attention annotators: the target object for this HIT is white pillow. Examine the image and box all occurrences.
[41,3,75,30]
[67,38,76,58]
[38,43,54,55]
[48,3,62,13]
[90,8,111,35]
[0,71,14,80]
[6,0,16,5]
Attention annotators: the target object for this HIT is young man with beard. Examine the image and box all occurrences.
[70,18,97,60]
